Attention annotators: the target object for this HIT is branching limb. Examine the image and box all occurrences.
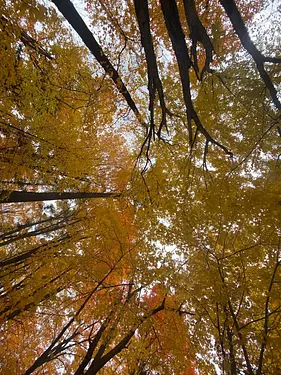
[52,0,147,128]
[160,0,233,157]
[182,0,214,79]
[220,0,281,111]
[1,15,54,60]
[134,0,169,138]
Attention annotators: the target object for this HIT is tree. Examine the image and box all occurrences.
[0,190,120,203]
[140,159,281,373]
[1,0,281,374]
[52,0,280,159]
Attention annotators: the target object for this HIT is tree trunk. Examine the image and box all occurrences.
[220,0,281,111]
[0,190,121,203]
[52,0,146,128]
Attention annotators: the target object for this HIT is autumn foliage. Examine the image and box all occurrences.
[1,0,281,374]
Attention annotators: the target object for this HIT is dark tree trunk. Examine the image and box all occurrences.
[0,213,68,240]
[0,269,69,321]
[134,0,167,136]
[52,0,146,128]
[0,218,79,247]
[159,0,232,156]
[220,0,281,111]
[0,235,71,268]
[182,0,214,78]
[0,190,121,203]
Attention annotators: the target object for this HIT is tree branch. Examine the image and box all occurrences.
[52,0,147,128]
[134,0,168,138]
[160,0,232,156]
[220,0,281,111]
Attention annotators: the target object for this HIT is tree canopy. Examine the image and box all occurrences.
[0,0,281,374]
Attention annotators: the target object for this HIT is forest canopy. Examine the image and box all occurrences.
[0,0,281,374]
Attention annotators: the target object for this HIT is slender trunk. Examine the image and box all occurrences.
[256,256,280,375]
[84,329,136,375]
[0,190,121,203]
[217,264,254,375]
[84,298,166,375]
[0,213,69,240]
[0,264,44,300]
[226,326,238,375]
[0,268,70,321]
[23,255,128,374]
[74,320,110,375]
[0,234,71,268]
[134,0,167,135]
[1,16,53,59]
[0,218,79,247]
